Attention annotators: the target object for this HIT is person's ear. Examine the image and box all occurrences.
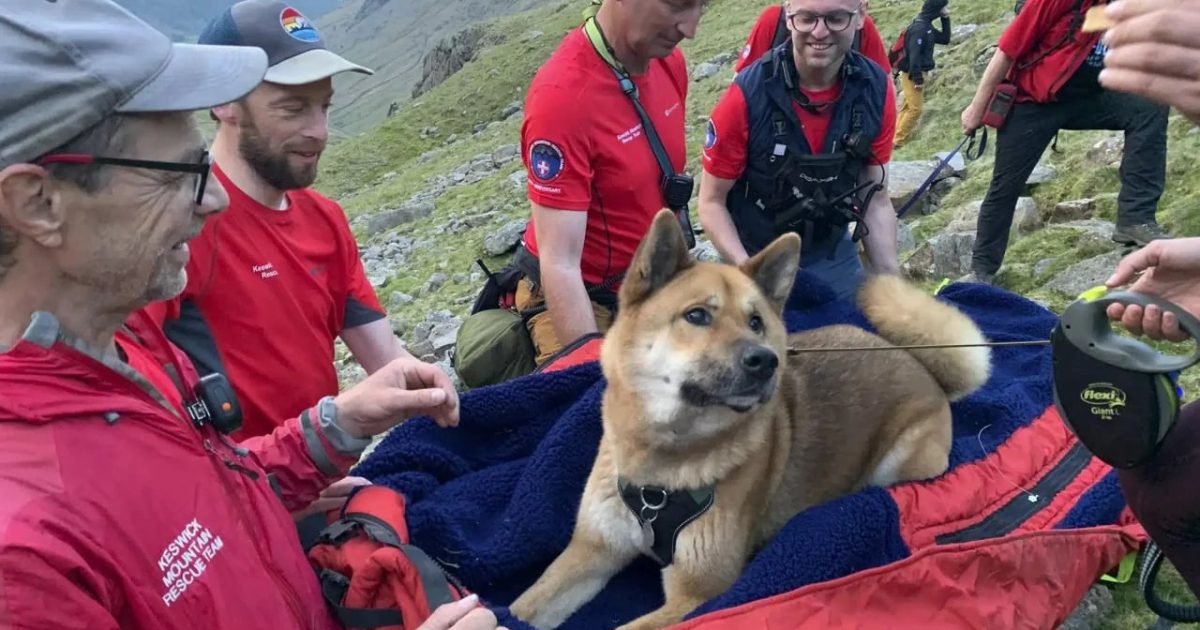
[0,165,67,249]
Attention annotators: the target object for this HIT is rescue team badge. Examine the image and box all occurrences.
[280,6,320,43]
[529,140,565,182]
[704,119,717,150]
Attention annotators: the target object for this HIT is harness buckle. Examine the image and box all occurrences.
[639,486,668,523]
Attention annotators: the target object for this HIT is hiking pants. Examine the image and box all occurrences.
[1118,400,1200,599]
[971,89,1168,276]
[894,72,925,148]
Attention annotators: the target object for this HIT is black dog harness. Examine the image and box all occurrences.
[617,477,716,567]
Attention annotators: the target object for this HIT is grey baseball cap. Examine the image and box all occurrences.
[0,0,268,169]
[199,0,374,85]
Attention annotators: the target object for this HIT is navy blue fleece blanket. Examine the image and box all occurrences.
[354,276,1122,628]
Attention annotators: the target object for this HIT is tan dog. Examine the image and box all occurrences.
[510,210,992,630]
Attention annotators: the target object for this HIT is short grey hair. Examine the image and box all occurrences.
[0,114,129,279]
[40,114,130,192]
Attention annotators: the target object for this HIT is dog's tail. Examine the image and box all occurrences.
[858,275,991,401]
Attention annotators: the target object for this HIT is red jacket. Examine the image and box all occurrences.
[999,0,1103,102]
[0,310,362,629]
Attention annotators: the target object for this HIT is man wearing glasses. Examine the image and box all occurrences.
[698,0,899,302]
[0,1,485,628]
[733,0,892,75]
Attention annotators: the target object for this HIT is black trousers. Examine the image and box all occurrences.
[1118,400,1200,599]
[972,89,1168,276]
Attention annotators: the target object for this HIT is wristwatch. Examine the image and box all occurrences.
[317,395,339,427]
[313,395,371,456]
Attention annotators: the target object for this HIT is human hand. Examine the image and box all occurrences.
[334,357,460,437]
[1099,0,1200,124]
[960,103,983,134]
[417,595,507,630]
[1104,237,1200,341]
[291,476,371,522]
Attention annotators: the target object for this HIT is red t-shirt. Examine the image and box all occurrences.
[998,0,1103,102]
[521,27,689,287]
[115,332,186,417]
[159,164,385,439]
[735,5,892,75]
[702,77,896,180]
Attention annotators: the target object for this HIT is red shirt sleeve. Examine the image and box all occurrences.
[735,5,783,73]
[859,15,892,74]
[998,0,1076,60]
[869,83,897,165]
[521,82,593,211]
[702,82,750,180]
[339,220,385,325]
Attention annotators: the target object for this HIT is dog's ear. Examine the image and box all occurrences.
[740,233,800,312]
[619,209,694,306]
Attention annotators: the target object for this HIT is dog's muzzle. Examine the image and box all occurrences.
[739,344,778,383]
[680,344,779,413]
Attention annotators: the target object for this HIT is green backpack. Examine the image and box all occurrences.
[452,259,538,390]
[453,308,536,390]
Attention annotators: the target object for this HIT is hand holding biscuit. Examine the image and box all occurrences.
[1098,0,1200,124]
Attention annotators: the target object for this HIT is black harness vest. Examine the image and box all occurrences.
[726,43,888,258]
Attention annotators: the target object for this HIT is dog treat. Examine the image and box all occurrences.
[1081,6,1115,33]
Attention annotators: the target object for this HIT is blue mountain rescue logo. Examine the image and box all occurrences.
[529,140,565,182]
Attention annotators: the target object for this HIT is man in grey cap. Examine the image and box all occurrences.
[158,2,430,521]
[0,1,492,628]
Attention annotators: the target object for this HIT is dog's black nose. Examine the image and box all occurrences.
[739,345,778,380]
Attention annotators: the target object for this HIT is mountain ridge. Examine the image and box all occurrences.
[114,0,339,42]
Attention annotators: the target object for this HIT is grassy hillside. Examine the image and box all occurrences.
[315,1,1200,626]
[317,0,562,135]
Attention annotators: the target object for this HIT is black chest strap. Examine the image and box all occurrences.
[617,477,715,567]
[758,101,880,249]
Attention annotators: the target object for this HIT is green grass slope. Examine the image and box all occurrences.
[315,1,1200,626]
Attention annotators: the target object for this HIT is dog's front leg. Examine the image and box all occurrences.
[616,525,749,630]
[510,445,642,629]
[509,523,638,629]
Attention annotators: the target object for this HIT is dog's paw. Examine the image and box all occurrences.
[508,597,535,623]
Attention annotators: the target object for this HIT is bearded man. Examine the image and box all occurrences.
[157,0,428,519]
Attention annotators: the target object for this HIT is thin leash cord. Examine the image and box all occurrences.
[787,340,1052,354]
[977,423,1040,503]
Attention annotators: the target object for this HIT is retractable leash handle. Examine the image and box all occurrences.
[1052,288,1200,470]
[1057,290,1200,624]
[1059,289,1200,374]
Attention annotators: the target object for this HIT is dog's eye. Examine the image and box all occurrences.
[684,308,712,326]
[749,315,764,334]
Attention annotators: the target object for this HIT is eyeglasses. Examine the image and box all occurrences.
[786,7,860,33]
[36,151,212,206]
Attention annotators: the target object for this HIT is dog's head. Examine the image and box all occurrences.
[601,210,801,443]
